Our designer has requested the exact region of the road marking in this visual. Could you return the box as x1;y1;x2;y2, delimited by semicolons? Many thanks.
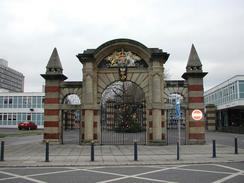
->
0;176;20;181
177;167;233;175
214;164;242;172
0;170;47;183
96;165;184;183
212;171;244;183
71;168;127;177
211;164;244;183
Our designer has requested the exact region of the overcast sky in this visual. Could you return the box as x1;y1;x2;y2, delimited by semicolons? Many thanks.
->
0;0;243;92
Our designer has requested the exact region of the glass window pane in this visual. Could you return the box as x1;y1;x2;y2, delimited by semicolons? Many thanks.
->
18;96;23;108
13;96;18;108
240;93;244;98
0;96;3;108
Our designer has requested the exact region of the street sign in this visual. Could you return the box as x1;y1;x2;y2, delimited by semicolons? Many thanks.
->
192;109;203;121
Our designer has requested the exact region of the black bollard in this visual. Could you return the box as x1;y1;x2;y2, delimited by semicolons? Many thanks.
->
1;141;4;161
134;140;138;161
235;137;238;154
212;140;216;158
45;141;49;162
177;141;179;160
91;141;94;161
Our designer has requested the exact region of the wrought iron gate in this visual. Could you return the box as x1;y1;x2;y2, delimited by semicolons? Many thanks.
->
166;107;186;145
101;101;146;145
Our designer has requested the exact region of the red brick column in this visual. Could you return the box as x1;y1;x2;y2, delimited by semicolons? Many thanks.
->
44;84;60;142
187;83;205;144
205;104;217;131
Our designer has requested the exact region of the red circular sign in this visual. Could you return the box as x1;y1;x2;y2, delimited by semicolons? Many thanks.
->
192;109;203;121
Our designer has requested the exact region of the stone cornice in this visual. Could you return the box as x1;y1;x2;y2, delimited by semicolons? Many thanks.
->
182;72;208;80
41;74;67;81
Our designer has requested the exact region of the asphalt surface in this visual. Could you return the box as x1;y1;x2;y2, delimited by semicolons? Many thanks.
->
1;128;244;183
2;128;244;147
206;131;244;148
0;162;244;183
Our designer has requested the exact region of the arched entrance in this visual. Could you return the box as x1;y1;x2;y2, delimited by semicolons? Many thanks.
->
165;93;186;145
61;94;81;144
164;80;188;145
101;81;146;144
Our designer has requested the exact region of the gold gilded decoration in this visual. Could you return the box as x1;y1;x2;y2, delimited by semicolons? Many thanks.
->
119;67;127;81
106;49;141;67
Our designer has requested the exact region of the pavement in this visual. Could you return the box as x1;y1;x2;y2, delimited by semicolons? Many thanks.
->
1;139;244;167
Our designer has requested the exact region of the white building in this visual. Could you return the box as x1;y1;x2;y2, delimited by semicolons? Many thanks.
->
204;75;244;131
0;92;44;128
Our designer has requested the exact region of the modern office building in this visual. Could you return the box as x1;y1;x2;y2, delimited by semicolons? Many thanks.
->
204;75;244;132
0;58;25;92
0;92;44;128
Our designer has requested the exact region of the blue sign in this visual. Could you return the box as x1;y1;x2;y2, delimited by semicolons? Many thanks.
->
175;98;181;119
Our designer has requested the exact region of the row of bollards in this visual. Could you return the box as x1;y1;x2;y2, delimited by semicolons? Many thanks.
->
212;137;238;158
0;137;240;162
91;141;138;162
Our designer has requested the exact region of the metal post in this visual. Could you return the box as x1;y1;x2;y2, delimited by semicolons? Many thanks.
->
212;140;216;158
134;140;138;161
91;141;94;161
1;141;4;161
235;137;238;154
178;118;181;146
177;141;179;160
45;141;49;162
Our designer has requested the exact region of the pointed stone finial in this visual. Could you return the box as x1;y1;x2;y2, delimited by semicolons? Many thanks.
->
186;44;202;72
46;48;63;74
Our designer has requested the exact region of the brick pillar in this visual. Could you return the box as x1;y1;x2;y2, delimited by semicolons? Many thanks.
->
43;83;61;142
206;104;217;131
93;110;99;141
182;44;207;144
187;81;206;144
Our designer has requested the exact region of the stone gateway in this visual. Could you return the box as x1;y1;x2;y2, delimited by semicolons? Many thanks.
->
41;39;207;145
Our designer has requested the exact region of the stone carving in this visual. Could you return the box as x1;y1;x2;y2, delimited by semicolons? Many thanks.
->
106;49;141;67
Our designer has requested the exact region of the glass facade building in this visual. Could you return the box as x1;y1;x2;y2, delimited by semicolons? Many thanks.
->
0;92;44;128
204;75;244;132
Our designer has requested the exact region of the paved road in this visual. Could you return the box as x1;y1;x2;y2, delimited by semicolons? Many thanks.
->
1;128;244;147
206;131;244;148
0;163;244;183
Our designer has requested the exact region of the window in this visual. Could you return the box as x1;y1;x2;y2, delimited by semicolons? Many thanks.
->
17;113;22;122
23;96;27;108
4;97;8;108
32;96;37;108
3;113;7;120
27;97;31;108
37;96;42;108
27;113;31;121
0;96;3;108
18;96;22;108
22;113;27;121
13;96;18;108
239;81;244;99
8;113;12;121
9;97;13;108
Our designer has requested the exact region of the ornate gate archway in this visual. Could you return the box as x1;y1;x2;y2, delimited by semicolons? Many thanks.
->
41;39;207;145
